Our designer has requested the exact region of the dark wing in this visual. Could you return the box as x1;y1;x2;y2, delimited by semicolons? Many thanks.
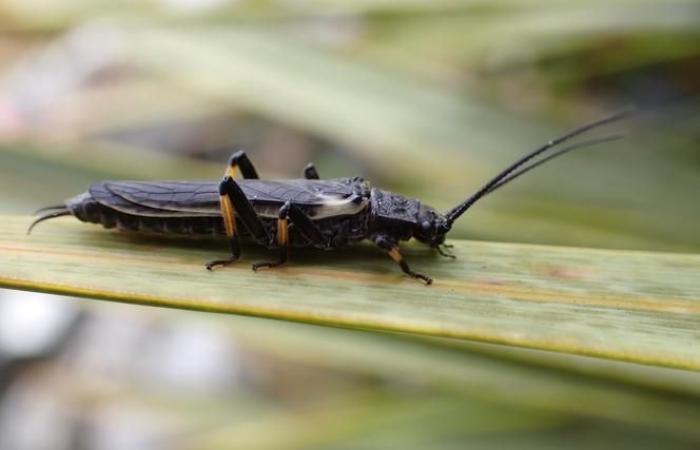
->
96;178;370;218
97;181;220;216
98;181;219;216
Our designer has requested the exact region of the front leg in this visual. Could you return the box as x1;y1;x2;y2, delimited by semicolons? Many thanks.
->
374;235;433;285
434;245;456;259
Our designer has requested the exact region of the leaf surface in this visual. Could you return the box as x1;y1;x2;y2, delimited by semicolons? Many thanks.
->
1;215;699;370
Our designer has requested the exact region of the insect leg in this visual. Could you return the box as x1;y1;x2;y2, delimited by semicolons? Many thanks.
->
206;183;242;270
286;204;326;248
252;202;327;270
252;201;292;271
303;163;320;180
206;234;241;270
374;236;433;285
434;245;456;259
219;176;268;241
227;150;259;179
206;176;269;270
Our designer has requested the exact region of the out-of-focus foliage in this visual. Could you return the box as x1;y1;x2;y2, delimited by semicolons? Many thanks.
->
0;0;698;449
1;0;698;250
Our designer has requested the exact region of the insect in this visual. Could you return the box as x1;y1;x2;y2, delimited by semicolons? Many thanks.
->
30;111;628;284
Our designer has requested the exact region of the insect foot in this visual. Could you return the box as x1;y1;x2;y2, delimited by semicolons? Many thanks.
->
251;261;286;271
374;236;433;285
206;257;239;271
435;245;457;259
409;271;433;285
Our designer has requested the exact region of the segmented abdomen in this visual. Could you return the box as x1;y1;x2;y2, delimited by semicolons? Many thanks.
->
66;191;226;236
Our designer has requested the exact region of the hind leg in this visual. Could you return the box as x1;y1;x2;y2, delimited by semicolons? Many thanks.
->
226;150;260;179
206;176;269;270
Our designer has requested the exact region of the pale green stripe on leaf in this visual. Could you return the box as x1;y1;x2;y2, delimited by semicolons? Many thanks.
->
1;215;699;370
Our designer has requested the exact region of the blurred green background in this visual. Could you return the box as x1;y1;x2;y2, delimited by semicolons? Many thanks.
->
0;1;698;449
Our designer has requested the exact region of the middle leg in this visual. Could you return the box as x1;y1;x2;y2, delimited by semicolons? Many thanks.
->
303;163;320;180
252;201;327;271
252;202;291;271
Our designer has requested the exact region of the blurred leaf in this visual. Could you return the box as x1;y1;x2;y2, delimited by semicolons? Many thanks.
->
117;26;699;251
126;26;496;178
208;314;700;438
2;215;699;370
2;19;698;252
2;0;697;29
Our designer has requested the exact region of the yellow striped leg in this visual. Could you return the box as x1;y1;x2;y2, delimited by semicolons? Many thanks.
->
252;202;291;271
206;184;241;270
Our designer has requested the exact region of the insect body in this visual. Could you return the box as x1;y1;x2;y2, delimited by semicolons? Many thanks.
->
30;111;629;284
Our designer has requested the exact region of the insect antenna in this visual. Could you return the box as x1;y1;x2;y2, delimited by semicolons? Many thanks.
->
444;109;632;227
27;209;71;235
484;133;626;197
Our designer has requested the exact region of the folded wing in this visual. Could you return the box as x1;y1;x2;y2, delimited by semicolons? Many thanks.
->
93;178;369;219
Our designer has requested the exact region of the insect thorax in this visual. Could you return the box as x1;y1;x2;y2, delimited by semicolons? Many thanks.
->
368;188;449;246
368;189;422;238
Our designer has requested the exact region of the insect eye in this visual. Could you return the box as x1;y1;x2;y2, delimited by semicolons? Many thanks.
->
421;221;432;232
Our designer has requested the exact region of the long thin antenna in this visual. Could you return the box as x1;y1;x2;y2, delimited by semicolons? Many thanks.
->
444;108;632;226
484;134;625;196
27;210;71;235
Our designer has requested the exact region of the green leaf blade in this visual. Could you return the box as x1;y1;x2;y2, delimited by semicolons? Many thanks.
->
2;215;699;370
